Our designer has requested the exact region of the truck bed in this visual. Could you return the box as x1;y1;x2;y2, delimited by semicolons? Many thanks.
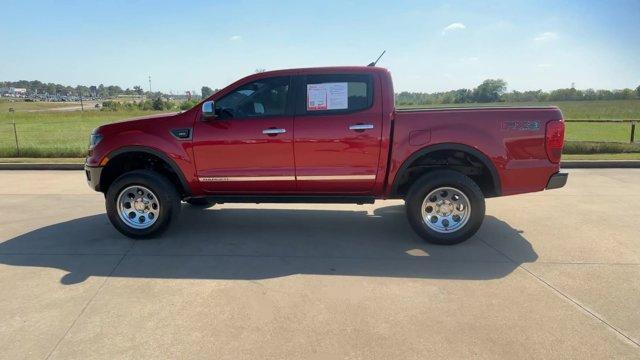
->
389;106;563;196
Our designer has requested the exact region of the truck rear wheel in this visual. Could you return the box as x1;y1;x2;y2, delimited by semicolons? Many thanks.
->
105;170;180;239
405;170;485;245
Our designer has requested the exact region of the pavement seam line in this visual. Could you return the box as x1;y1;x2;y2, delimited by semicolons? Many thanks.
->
2;251;636;265
0;251;512;263
478;237;640;348
44;240;135;360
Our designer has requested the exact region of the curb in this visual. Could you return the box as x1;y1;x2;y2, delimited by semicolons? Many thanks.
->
1;161;640;170
561;160;640;168
0;163;84;170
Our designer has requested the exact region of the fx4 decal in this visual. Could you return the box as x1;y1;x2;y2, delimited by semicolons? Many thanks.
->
501;120;540;131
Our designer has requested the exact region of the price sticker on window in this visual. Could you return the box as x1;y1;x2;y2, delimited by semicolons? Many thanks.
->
307;82;348;111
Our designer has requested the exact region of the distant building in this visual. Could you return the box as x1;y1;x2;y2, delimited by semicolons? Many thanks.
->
0;87;28;96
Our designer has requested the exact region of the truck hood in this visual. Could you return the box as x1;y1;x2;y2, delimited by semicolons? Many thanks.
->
95;112;180;134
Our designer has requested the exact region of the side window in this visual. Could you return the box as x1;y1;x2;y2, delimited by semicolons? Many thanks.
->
302;74;373;115
215;76;290;119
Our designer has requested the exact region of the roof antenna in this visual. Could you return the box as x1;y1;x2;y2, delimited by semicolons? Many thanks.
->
368;50;386;67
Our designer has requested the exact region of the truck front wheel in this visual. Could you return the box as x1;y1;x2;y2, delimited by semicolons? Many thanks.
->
405;170;485;245
105;170;180;239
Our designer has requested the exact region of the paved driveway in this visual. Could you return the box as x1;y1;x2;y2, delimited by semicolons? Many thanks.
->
0;170;639;359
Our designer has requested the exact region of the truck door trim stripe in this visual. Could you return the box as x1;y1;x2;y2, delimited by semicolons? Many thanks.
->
297;175;376;181
198;175;376;182
199;176;295;182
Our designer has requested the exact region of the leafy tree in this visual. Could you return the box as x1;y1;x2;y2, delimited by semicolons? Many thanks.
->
201;86;214;99
636;85;640;98
180;99;199;110
452;88;473;103
620;88;636;100
152;97;165;110
473;79;507;102
133;85;144;95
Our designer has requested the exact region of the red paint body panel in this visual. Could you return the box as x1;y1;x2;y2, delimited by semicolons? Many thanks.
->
293;72;384;193
86;66;564;199
387;107;562;197
192;115;296;193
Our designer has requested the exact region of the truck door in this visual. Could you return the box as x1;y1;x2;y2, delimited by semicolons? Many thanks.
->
293;73;383;193
192;76;296;193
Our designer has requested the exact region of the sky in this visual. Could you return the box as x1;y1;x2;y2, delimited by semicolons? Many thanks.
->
1;0;639;94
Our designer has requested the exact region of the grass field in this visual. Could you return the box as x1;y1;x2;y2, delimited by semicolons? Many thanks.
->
0;109;170;157
0;99;639;158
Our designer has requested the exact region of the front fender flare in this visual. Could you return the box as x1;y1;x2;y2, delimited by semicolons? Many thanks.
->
104;145;192;195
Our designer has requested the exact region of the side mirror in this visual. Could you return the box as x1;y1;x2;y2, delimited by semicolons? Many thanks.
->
201;100;216;120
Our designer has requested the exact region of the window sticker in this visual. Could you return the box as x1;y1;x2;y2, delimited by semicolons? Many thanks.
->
307;82;348;111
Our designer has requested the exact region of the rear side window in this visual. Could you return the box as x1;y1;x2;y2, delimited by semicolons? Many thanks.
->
299;74;373;115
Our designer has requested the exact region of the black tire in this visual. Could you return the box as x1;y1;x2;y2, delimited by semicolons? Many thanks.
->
405;170;485;245
185;198;215;208
105;170;181;239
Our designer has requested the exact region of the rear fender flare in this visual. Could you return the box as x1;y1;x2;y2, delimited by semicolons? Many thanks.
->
390;143;501;197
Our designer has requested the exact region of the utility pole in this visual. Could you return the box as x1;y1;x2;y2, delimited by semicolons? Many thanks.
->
79;88;84;111
148;75;152;96
9;107;20;156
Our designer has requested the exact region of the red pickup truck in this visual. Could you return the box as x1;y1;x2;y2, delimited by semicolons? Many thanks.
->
85;66;567;245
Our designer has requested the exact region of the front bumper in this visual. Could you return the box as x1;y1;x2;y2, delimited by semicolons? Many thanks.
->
85;165;103;191
545;172;568;190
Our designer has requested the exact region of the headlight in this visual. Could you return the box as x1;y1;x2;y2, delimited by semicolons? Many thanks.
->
89;132;103;150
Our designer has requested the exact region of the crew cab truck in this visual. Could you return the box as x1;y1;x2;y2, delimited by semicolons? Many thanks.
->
85;66;567;245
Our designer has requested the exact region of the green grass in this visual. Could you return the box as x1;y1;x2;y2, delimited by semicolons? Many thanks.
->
563;141;640;154
564;122;635;143
0;110;171;157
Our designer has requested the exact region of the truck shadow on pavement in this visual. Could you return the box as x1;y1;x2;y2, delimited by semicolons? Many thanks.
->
0;205;537;284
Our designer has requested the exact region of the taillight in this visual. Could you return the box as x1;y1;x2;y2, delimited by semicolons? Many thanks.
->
545;120;565;163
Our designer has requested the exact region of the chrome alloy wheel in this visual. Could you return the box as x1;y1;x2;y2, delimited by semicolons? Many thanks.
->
117;185;160;229
421;187;471;233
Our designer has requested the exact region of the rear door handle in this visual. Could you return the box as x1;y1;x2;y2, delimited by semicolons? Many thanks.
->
349;124;374;132
263;128;286;136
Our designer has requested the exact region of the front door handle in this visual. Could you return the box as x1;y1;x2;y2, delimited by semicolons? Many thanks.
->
349;124;374;132
263;128;287;136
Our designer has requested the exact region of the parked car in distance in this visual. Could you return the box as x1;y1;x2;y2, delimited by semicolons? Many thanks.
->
85;66;567;244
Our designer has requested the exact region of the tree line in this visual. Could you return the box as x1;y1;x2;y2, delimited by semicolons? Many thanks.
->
396;80;640;105
0;80;149;97
4;79;640;105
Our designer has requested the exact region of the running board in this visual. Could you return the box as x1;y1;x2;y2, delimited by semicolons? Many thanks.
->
194;195;376;205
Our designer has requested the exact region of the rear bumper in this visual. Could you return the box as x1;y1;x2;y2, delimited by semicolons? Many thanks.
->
545;172;568;190
84;165;103;191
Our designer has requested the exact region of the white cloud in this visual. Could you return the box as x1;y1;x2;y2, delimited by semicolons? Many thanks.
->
537;63;552;68
229;35;242;41
442;22;466;35
534;32;558;42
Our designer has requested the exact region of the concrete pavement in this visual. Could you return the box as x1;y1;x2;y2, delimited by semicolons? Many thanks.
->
0;170;639;359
